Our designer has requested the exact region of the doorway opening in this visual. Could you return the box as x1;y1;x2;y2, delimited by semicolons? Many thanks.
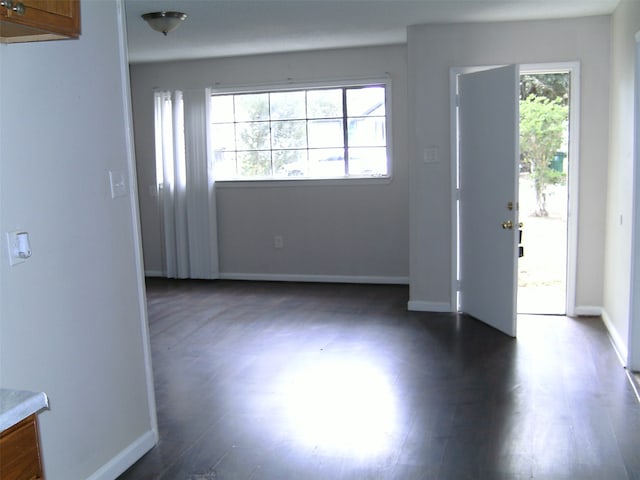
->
517;68;575;315
451;63;579;324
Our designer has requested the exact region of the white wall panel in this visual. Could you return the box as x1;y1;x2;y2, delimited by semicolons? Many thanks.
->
0;1;156;478
605;0;640;363
130;46;409;282
408;16;611;311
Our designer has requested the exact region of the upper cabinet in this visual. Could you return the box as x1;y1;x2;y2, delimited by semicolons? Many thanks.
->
0;0;80;43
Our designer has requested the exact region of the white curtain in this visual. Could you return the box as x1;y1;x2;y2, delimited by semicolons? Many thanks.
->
154;89;219;279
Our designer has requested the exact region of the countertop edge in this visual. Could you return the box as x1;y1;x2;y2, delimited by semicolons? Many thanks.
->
0;389;49;432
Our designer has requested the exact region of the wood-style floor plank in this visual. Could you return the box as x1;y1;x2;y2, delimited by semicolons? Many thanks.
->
118;279;640;480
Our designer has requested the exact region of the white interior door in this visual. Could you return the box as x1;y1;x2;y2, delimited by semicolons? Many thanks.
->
458;65;520;337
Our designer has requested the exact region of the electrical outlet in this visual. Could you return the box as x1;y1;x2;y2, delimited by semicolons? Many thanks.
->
274;235;284;249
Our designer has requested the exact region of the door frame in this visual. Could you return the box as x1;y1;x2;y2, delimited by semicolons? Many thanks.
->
628;31;640;371
450;62;581;316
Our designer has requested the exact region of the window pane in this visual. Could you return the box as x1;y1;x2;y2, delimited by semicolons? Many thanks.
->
346;86;385;116
270;91;306;120
308;119;344;148
274;150;308;177
213;150;238;179
309;148;346;177
308;89;343;118
211;123;236;150
235;93;269;121
238;151;272;178
211;95;235;123
271;120;307;149
236;122;270;150
348;117;386;147
347;147;388;176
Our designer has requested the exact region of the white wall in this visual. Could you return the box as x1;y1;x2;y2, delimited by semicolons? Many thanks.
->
604;0;640;363
407;16;611;312
130;46;409;283
0;1;156;479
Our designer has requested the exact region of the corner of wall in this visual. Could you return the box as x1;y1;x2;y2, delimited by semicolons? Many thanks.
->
601;307;629;367
86;430;157;480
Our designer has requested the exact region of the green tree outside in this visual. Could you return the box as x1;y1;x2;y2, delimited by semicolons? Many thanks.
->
236;90;341;177
235;93;272;177
520;73;569;107
519;93;568;216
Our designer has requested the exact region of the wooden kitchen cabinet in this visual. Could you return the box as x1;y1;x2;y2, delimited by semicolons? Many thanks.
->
0;0;80;43
0;414;44;480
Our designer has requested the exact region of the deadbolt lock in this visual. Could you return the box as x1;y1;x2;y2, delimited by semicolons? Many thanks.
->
502;220;514;230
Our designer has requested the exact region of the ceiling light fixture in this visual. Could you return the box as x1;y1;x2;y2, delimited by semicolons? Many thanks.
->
141;11;187;36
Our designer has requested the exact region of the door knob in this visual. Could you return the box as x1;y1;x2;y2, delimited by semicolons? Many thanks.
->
502;220;513;230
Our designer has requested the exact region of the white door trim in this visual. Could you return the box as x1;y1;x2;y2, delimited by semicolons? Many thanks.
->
450;62;580;316
520;62;580;317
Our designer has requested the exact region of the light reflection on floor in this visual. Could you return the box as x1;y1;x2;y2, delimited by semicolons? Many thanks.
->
279;356;398;458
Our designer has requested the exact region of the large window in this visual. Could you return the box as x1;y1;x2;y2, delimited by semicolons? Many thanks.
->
210;83;389;180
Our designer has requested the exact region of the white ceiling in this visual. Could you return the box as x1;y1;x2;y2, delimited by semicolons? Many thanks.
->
124;0;620;64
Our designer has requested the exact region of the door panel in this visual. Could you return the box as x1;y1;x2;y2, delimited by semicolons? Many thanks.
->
458;65;519;337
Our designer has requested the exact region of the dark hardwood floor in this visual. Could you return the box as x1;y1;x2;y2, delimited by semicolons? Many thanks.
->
118;279;640;480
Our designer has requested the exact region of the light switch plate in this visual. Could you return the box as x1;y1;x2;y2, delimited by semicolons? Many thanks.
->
109;170;127;199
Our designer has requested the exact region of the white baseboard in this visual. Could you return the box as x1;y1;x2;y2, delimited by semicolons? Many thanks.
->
572;305;629;365
407;300;453;312
86;429;157;480
218;272;409;285
145;271;409;285
144;270;164;277
574;305;603;316
601;308;629;367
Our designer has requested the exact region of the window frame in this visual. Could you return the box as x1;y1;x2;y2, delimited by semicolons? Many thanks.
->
208;77;393;184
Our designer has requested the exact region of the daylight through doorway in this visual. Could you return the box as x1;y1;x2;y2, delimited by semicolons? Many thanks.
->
517;71;570;315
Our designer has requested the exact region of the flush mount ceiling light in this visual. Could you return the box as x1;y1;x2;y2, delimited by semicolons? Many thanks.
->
141;11;187;36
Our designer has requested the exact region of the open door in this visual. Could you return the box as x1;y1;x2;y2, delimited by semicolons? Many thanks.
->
458;65;520;337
